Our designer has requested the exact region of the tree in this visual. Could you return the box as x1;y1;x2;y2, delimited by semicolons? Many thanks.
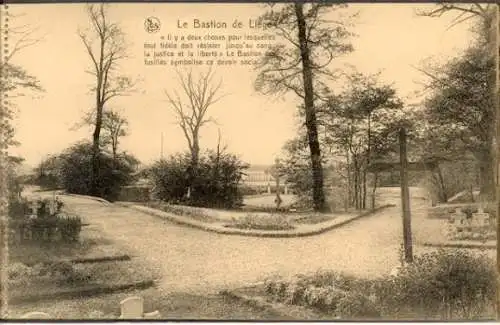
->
164;67;224;198
416;4;498;202
71;108;129;162
280;133;314;199
79;4;135;198
417;39;495;201
0;19;43;316
255;3;355;211
34;155;62;189
1;21;43;149
102;110;128;161
324;72;405;209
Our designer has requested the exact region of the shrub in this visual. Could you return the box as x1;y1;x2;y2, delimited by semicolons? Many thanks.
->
283;282;308;305
336;291;380;319
228;213;294;231
56;141;139;201
376;249;496;319
148;150;249;209
264;272;353;314
57;216;82;242
8;198;31;219
7;263;33;283
263;252;496;320
155;203;214;222
47;261;74;278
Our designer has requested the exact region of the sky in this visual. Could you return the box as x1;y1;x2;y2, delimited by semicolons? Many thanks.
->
7;3;477;169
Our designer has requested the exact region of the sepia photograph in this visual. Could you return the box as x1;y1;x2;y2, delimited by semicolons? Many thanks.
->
0;1;498;321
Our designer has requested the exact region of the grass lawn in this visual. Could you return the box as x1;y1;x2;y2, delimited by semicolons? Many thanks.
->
7;287;291;320
139;201;364;231
8;220;160;306
8;258;160;304
291;213;350;225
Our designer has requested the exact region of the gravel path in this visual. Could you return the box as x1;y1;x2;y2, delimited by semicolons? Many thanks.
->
30;188;495;295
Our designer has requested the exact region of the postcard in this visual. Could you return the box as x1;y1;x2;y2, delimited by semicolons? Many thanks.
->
0;2;498;321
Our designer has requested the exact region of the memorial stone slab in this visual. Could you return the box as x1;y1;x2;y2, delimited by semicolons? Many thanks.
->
120;296;144;319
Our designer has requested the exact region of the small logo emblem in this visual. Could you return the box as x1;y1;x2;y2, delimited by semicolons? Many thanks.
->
145;17;161;33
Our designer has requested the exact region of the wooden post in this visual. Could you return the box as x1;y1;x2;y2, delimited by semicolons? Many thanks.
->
494;3;500;321
399;128;413;263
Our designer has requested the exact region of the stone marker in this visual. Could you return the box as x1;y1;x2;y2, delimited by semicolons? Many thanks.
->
450;208;466;229
143;310;161;319
21;312;51;319
472;208;490;227
120;296;144;319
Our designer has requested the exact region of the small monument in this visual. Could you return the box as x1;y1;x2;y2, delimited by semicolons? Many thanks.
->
120;296;144;319
472;207;490;227
450;208;468;231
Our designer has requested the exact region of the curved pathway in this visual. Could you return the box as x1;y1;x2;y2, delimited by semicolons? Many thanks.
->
28;188;494;294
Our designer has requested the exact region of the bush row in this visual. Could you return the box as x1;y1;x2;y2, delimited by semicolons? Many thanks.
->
9;198;82;243
8;261;90;286
263;250;496;320
227;213;294;231
147;151;248;209
148;201;216;222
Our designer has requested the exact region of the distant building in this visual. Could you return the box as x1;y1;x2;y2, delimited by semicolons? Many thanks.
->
241;164;289;194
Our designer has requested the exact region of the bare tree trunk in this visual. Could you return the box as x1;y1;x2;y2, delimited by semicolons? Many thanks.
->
362;114;371;210
353;159;360;210
477;147;496;202
112;136;118;164
295;3;326;212
362;169;367;209
371;171;379;209
90;103;103;197
435;166;448;203
346;150;352;211
187;132;200;199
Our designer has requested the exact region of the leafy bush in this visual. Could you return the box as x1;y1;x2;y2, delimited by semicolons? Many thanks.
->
241;205;295;213
8;198;31;219
303;286;347;312
147;202;218;222
263;251;496;320
7;263;33;283
374;249;496;319
228;213;294;231
336;291;380;319
47;261;74;278
57;216;83;242
148;150;249;209
55;141;139;201
264;272;353;315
